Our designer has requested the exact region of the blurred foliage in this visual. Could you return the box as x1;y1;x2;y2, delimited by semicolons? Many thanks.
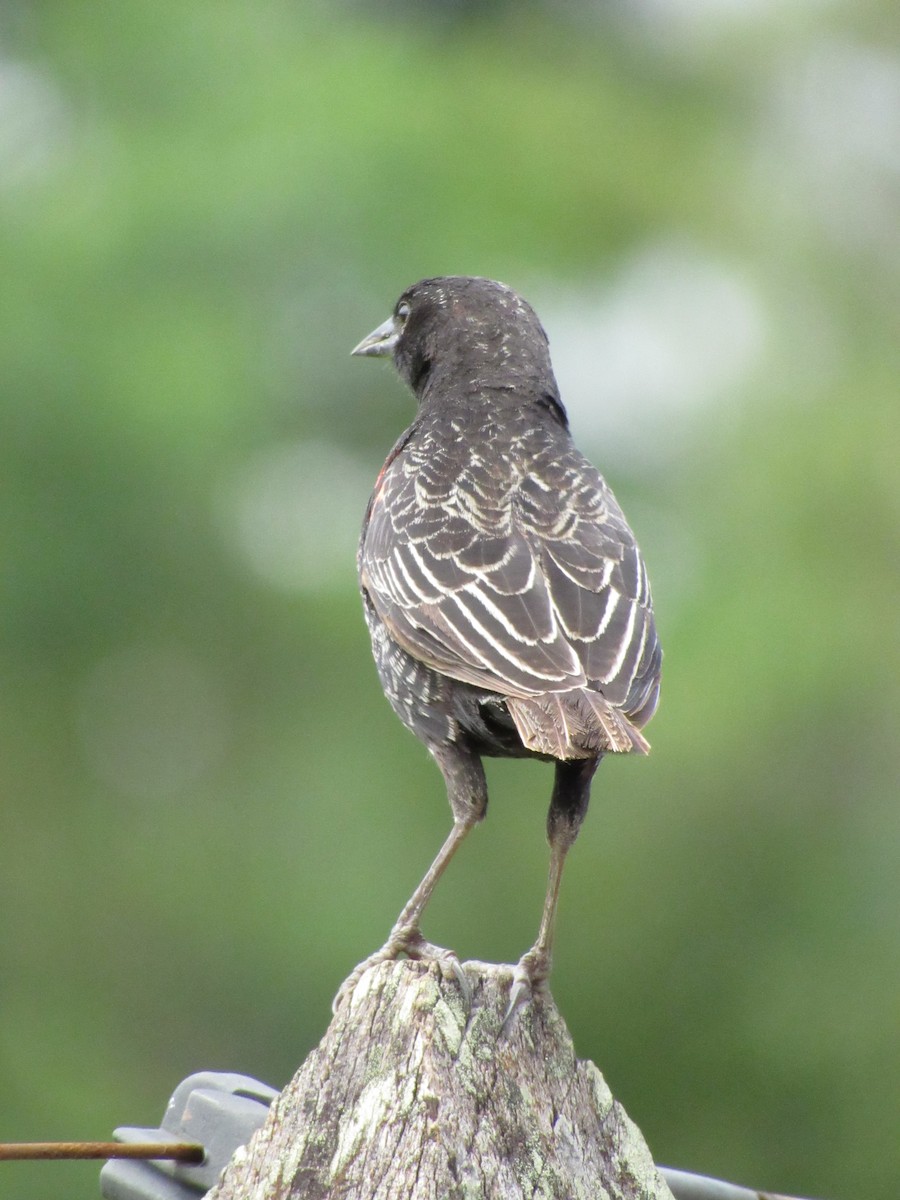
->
1;3;898;1199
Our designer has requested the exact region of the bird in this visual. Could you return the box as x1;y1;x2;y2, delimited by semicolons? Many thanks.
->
346;276;661;1022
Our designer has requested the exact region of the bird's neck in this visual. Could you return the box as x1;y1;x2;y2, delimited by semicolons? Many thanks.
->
414;385;569;441
417;357;564;415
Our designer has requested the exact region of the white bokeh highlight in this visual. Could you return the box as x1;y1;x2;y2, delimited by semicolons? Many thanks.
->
538;242;768;467
219;440;374;593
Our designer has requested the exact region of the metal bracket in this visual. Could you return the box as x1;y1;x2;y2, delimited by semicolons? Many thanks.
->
100;1072;278;1200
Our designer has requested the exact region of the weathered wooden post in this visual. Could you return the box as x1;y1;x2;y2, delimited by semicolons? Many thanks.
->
209;959;674;1200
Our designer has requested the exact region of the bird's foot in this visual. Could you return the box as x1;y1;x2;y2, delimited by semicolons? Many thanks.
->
332;924;470;1014
403;930;472;1008
500;947;551;1036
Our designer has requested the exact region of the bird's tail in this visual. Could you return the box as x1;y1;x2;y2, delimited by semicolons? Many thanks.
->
507;690;650;759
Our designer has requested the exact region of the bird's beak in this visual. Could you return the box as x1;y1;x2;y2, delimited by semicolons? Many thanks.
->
350;315;400;358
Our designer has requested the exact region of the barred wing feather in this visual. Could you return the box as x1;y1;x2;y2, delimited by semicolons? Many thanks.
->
360;438;661;757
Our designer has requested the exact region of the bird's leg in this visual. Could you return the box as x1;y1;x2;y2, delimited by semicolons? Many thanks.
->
386;819;475;954
502;756;600;1031
334;745;486;1012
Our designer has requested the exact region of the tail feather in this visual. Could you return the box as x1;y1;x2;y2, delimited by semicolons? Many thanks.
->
507;690;650;759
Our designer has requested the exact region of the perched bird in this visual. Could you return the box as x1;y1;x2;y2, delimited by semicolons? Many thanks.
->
348;276;661;1019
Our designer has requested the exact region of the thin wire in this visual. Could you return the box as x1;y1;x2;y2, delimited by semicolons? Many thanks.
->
0;1141;204;1163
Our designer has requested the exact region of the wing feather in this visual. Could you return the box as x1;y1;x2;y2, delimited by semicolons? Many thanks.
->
360;419;661;750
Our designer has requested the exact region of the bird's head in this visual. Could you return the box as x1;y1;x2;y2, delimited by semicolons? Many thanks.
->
352;276;560;405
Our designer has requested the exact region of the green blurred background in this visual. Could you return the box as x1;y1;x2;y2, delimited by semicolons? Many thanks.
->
1;2;898;1198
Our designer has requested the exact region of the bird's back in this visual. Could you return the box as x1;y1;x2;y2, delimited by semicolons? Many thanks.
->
360;394;661;761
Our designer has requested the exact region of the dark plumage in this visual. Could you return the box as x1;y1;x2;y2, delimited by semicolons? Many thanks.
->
347;276;661;1018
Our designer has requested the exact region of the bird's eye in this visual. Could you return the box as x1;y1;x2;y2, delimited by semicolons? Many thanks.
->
396;302;411;323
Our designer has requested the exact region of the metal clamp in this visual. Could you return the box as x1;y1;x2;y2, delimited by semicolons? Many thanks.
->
100;1072;278;1200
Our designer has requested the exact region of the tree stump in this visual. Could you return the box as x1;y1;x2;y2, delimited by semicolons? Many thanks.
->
208;959;674;1200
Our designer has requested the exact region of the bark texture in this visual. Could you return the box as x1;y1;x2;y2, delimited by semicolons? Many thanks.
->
209;959;674;1200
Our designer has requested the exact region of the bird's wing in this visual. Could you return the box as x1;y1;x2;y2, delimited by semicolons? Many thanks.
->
360;434;659;717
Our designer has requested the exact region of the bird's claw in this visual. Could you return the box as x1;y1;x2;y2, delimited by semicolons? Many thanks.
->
448;955;473;1011
500;950;550;1036
500;975;530;1037
332;950;388;1014
332;926;412;1012
404;931;472;1010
